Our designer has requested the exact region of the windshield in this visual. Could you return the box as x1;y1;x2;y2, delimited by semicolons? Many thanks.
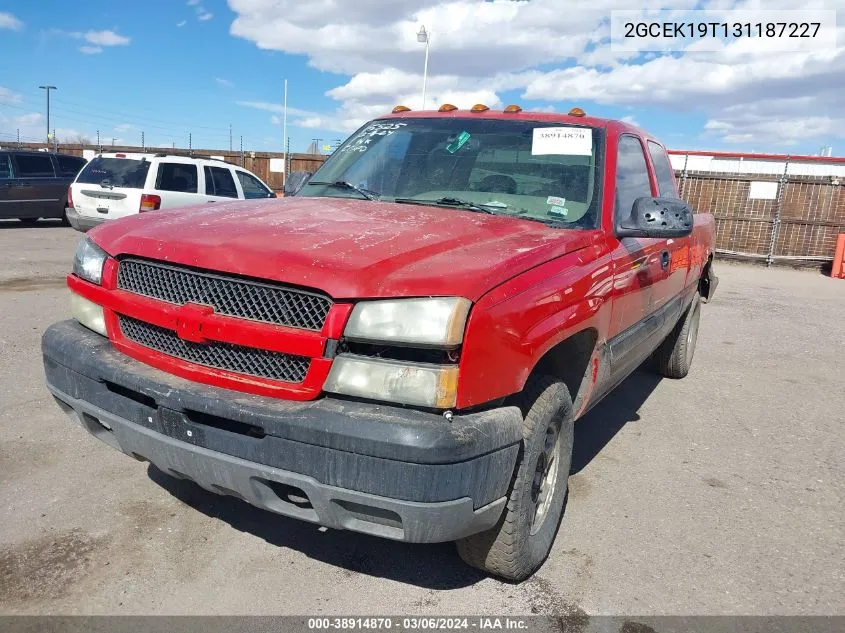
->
76;157;151;189
298;117;604;228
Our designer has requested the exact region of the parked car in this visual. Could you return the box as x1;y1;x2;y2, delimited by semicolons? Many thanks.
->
42;105;717;581
0;149;87;224
66;152;276;232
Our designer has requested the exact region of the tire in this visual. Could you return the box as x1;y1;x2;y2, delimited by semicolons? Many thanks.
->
61;209;71;227
456;375;574;581
655;292;701;379
18;217;39;225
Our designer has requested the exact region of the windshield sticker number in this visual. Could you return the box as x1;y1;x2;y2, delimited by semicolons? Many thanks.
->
547;196;566;206
549;205;569;217
532;127;592;156
446;131;472;154
341;122;408;153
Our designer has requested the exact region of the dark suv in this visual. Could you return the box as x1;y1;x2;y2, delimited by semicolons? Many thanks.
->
0;150;87;224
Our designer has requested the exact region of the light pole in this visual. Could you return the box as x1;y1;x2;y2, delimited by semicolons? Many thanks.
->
38;85;57;145
417;26;430;110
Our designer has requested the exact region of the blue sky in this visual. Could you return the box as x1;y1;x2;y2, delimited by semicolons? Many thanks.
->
1;1;843;155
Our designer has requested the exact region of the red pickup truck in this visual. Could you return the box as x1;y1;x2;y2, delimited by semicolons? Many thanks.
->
42;105;716;581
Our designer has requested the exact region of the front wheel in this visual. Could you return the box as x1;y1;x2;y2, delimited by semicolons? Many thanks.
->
456;375;574;581
655;292;701;379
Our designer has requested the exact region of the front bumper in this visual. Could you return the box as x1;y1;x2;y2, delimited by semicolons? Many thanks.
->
66;207;107;232
42;321;523;542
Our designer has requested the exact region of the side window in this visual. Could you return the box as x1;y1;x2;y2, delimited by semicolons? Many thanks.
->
0;153;11;179
13;153;55;177
615;136;652;220
56;154;86;176
156;162;198;193
205;166;238;198
236;171;273;199
647;141;677;198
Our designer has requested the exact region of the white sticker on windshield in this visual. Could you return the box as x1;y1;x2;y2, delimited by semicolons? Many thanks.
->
532;127;592;156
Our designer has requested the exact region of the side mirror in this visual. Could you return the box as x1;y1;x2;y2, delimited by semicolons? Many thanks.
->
284;171;313;197
616;196;694;239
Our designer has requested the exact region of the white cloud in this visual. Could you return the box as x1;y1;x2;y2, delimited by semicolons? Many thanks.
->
15;113;43;126
177;20;187;27
79;45;103;54
226;0;845;147
198;11;214;21
0;86;23;105
187;0;201;5
237;100;321;119
215;77;234;88
0;12;23;30
78;29;131;46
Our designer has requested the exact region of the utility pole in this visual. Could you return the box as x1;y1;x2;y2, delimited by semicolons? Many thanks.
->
312;138;323;155
240;135;244;167
16;128;20;147
39;85;57;145
141;131;145;150
229;124;233;152
189;132;192;154
96;130;100;150
53;128;57;152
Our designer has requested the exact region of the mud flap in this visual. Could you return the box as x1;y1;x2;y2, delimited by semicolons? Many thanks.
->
700;260;719;303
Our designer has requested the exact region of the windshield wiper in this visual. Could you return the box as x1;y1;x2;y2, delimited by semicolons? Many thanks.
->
393;196;504;215
306;180;379;200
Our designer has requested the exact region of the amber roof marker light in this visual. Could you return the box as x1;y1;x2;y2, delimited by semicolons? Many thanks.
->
568;107;586;117
438;104;458;112
503;104;523;113
470;104;490;112
392;105;411;113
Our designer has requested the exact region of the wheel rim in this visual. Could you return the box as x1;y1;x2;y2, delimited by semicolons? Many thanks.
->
685;302;701;366
530;421;561;535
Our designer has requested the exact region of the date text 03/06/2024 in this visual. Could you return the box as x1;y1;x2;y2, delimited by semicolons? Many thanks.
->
307;617;529;630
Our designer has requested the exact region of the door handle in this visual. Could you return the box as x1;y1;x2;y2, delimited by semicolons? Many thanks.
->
660;250;670;270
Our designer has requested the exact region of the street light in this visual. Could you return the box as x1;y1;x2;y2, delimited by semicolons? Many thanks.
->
417;26;430;110
38;85;57;145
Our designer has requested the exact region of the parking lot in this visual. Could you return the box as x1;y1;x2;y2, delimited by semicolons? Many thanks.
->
0;219;842;616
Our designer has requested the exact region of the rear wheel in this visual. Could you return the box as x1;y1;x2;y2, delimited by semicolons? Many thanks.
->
18;217;39;225
456;375;574;581
655;292;701;379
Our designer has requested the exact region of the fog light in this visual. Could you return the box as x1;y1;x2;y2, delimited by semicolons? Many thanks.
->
71;292;107;336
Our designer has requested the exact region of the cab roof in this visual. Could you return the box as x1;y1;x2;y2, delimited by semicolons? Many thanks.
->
378;108;654;143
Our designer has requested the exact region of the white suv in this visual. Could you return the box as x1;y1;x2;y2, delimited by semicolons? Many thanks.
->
66;152;276;232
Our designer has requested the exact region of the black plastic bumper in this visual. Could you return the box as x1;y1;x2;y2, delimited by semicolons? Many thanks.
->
42;321;523;542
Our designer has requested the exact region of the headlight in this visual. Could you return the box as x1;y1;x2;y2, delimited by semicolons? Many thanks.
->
324;355;459;408
70;292;107;336
344;297;471;346
72;237;108;285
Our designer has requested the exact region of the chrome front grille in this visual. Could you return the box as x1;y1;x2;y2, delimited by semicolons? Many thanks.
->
118;315;310;383
117;258;332;331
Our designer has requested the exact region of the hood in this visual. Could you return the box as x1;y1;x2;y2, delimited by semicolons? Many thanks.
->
90;197;597;300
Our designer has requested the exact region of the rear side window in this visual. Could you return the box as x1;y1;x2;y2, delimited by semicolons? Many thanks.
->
0;154;11;179
204;165;238;198
56;154;86;176
156;163;198;194
647;141;677;198
76;157;151;188
615;136;652;219
13;153;55;177
236;171;274;199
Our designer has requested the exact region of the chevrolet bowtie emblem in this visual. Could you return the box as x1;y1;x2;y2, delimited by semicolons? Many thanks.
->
175;303;214;344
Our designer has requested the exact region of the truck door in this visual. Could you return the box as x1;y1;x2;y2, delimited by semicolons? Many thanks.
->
9;152;61;218
646;141;690;317
0;152;11;215
608;135;666;375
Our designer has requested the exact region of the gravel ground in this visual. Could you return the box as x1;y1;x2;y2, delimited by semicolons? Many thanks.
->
0;219;842;617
